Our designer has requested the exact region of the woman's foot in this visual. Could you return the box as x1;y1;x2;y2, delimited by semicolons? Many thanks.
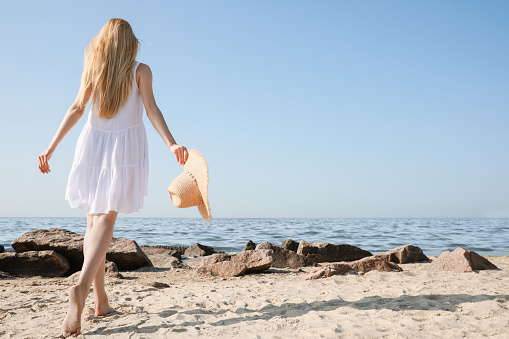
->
62;285;87;337
87;305;116;316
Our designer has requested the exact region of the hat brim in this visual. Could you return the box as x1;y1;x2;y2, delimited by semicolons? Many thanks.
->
184;149;211;221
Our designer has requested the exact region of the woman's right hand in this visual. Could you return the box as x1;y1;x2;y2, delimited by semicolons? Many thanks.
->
38;147;55;174
170;144;188;165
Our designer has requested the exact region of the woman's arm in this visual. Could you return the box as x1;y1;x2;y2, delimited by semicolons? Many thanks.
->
137;63;188;165
37;87;91;174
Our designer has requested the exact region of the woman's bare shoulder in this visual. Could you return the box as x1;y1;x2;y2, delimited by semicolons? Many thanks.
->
136;63;153;88
137;63;152;75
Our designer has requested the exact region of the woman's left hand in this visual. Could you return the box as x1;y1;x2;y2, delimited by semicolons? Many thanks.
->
170;144;188;165
38;147;55;174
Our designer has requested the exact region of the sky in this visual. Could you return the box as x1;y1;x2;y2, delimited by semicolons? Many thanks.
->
0;1;508;218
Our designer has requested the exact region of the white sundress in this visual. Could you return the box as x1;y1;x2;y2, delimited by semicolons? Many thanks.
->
65;61;149;214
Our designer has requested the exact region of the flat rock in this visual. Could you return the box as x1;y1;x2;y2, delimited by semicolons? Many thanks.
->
305;263;352;280
199;250;273;274
256;241;310;268
281;239;299;252
0;250;70;277
184;243;216;257
306;256;402;279
375;245;429;264
348;256;403;273
428;247;498;273
243;240;256;251
200;253;230;266
140;246;184;269
141;246;182;260
12;228;152;273
144;281;170;288
297;240;372;263
196;261;247;277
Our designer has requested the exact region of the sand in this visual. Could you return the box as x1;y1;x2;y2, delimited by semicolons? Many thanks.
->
1;256;508;338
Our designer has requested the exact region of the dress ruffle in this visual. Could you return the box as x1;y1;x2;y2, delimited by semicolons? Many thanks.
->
65;122;149;214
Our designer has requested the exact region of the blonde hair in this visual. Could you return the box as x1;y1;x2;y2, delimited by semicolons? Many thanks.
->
78;18;139;119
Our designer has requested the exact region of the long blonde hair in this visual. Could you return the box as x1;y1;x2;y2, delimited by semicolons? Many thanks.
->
78;18;139;119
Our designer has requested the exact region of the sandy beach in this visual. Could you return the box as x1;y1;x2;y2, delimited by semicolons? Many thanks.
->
1;254;508;338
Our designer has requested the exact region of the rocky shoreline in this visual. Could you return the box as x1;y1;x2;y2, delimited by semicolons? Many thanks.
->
1;229;508;338
0;228;500;280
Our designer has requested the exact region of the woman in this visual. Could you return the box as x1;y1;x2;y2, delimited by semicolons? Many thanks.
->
37;19;187;337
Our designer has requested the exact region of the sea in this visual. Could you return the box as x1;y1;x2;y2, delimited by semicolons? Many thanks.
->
1;218;508;257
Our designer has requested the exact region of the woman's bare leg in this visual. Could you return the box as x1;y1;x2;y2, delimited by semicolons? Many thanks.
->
84;215;115;316
62;211;118;337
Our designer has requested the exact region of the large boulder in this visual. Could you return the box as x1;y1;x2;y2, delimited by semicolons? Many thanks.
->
281;239;299;252
199;249;273;274
0;245;4;253
184;243;216;257
233;250;273;273
107;238;153;271
11;228;152;272
12;229;83;272
428;247;498;273
256;241;310;268
0;250;70;277
196;261;248;277
297;240;372;263
375;245;429;264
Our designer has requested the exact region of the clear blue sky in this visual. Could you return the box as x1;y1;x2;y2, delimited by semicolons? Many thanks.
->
1;1;508;218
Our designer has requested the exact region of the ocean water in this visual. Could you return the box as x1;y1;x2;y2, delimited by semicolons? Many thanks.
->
1;218;508;257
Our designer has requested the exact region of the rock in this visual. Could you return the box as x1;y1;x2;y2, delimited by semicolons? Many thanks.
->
281;239;299;252
296;240;372;263
0;250;70;277
196;261;247;277
141;246;182;260
0;271;13;279
144;282;170;288
256;241;309;268
105;260;120;278
305;263;352;280
142;245;187;257
11;228;152;273
12;229;84;272
348;256;403;273
107;238;153;271
428;247;498;273
184;243;216;257
375;245;429;264
0;245;4;253
140;246;184;269
243;240;256;251
305;257;402;279
232;250;273;273
200;253;230;266
199;250;273;274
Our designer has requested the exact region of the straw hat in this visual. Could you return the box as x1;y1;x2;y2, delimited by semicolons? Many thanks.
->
167;149;211;221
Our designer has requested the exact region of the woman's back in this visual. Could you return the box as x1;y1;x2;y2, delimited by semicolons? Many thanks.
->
88;62;143;131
